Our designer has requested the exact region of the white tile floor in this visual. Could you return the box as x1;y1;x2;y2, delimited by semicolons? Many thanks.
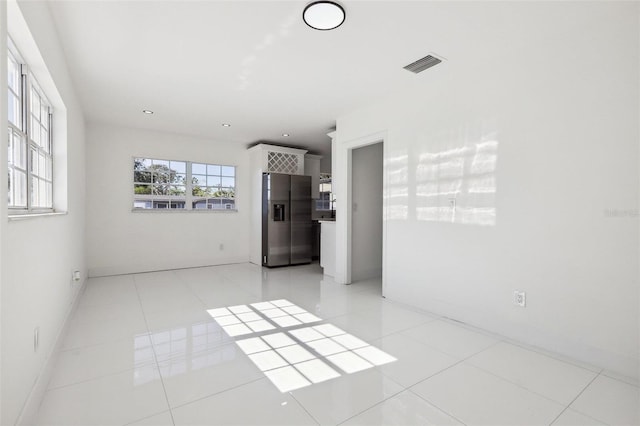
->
35;263;639;426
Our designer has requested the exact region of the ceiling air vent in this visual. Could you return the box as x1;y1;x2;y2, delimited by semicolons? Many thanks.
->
404;54;442;74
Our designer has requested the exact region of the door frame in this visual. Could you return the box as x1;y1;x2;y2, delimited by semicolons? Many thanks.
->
334;130;387;295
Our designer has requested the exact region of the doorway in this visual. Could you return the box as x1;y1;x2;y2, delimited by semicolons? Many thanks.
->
351;142;383;283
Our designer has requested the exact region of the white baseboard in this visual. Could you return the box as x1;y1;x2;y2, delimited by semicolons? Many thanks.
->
15;277;88;425
15;279;87;426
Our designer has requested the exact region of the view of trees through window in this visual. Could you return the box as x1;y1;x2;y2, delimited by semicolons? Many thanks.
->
133;158;236;210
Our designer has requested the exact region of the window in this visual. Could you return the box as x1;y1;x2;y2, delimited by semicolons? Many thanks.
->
316;175;333;211
7;39;54;211
133;157;236;211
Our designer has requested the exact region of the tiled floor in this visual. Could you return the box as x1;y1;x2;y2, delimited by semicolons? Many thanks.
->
35;263;639;425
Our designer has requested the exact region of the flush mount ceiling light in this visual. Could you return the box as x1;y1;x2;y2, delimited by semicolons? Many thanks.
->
303;1;345;31
282;133;290;137
222;123;231;127
142;109;154;114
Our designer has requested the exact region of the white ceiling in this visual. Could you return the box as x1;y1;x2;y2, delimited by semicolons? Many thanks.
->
47;1;599;158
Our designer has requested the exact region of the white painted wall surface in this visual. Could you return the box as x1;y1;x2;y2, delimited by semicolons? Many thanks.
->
86;123;250;276
351;143;383;281
335;2;639;378
0;2;7;423
2;1;87;424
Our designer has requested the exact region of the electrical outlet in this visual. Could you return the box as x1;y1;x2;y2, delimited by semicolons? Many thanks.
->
72;270;81;282
513;290;526;307
34;327;39;352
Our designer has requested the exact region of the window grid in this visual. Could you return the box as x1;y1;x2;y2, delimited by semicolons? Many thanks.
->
191;163;235;210
133;157;236;211
28;79;53;208
7;39;54;212
7;47;22;129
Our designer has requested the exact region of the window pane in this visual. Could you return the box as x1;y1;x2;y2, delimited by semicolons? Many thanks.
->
30;177;39;206
134;184;152;194
30;147;38;174
221;177;234;187
207;164;221;175
170;161;186;173
41;126;49;152
16;135;26;169
221;166;235;177
8;92;20;128
46;181;52;206
192;163;206;174
208;198;222;209
33;90;41;117
135;158;152;169
206;176;221;187
170;201;185;209
153;184;169;195
46;157;52;180
41;105;48;129
192;174;206;186
38;152;46;178
7;56;19;92
152;159;169;168
31;117;40;145
172;173;186;184
134;171;152;184
38;179;49;207
10;169;27;207
169;185;185;195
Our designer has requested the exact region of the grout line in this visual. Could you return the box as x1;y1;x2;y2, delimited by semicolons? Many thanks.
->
168;377;265;411
46;363;154;392
133;274;177;426
403;357;470;425
548;372;602;425
289;393;322;426
122;409;173;426
406;385;469;426
89;260;248;278
334;387;407;426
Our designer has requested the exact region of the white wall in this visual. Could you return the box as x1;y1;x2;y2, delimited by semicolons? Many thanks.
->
352;142;383;281
0;2;7;423
86;123;250;276
335;2;639;378
1;1;87;424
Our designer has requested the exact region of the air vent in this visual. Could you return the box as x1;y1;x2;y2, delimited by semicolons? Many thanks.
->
404;54;442;74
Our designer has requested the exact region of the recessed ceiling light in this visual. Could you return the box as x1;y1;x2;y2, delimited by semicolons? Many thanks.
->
303;1;345;31
142;109;154;114
222;123;231;127
282;133;290;137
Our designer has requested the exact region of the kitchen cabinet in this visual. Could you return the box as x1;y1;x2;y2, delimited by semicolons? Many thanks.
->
319;220;335;277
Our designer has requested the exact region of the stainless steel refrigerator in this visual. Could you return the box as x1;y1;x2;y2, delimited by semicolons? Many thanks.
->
262;173;312;267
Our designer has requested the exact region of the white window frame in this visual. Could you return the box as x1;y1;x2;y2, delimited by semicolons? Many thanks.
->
132;157;237;212
7;37;54;213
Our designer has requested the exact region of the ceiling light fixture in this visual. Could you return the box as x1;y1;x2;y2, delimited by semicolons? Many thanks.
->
222;123;231;127
282;133;290;137
142;109;154;114
303;1;345;31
